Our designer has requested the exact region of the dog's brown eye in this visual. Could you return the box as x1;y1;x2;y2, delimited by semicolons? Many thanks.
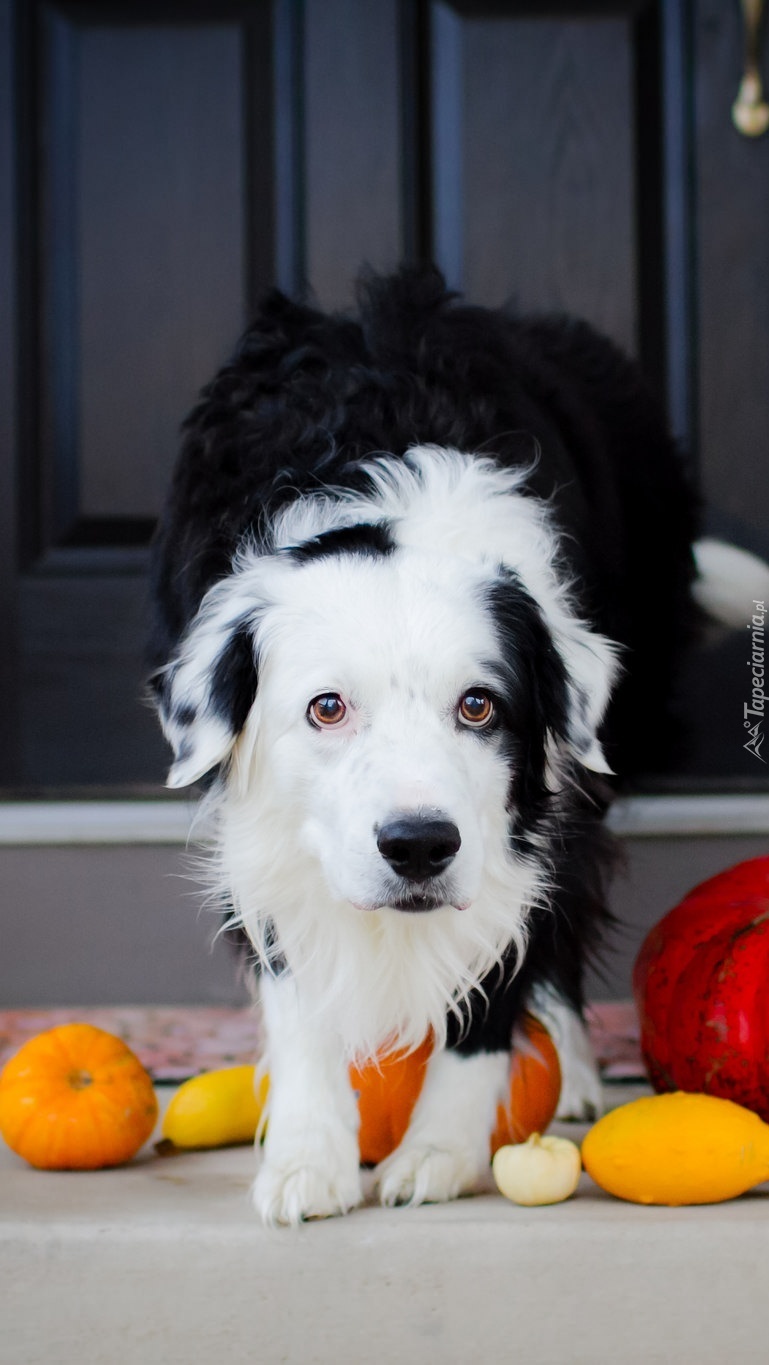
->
458;691;495;727
308;693;347;727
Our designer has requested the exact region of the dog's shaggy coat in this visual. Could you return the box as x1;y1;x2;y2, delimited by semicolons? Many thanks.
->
149;268;699;1222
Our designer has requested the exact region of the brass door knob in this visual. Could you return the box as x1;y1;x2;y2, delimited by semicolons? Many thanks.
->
733;0;769;136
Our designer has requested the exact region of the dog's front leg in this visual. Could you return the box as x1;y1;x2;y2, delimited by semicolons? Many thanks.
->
528;983;604;1121
253;973;363;1226
377;1047;509;1207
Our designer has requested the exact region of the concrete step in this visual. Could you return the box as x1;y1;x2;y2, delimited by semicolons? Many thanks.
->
2;1083;768;1365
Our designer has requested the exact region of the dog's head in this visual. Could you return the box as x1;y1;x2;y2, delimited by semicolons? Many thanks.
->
151;448;619;920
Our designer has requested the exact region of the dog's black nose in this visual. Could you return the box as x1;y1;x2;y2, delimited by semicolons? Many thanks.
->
377;817;461;881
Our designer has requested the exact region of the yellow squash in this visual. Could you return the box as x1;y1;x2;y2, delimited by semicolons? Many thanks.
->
582;1091;769;1205
160;1066;269;1150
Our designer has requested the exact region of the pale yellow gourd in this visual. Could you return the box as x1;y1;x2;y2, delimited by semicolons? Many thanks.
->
492;1133;582;1205
582;1091;769;1205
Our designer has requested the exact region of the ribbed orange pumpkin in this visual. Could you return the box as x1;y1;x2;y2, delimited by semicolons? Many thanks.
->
490;1014;562;1154
351;1035;434;1165
351;1014;561;1165
0;1023;159;1169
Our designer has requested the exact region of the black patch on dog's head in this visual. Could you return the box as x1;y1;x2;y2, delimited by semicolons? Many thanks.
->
288;520;396;564
209;617;260;736
482;569;570;841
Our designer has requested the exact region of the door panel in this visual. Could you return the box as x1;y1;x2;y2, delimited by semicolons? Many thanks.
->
11;0;272;785
695;0;769;553
20;577;162;786
434;8;637;354
304;0;402;307
0;0;19;776
671;0;769;782
75;24;245;521
3;0;768;788
27;5;253;562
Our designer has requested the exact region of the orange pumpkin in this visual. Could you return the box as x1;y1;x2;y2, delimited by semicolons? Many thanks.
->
351;1035;433;1165
0;1023;159;1170
490;1014;562;1154
352;1014;561;1165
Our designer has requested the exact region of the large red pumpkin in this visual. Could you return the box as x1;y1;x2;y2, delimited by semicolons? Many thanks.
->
633;856;769;1118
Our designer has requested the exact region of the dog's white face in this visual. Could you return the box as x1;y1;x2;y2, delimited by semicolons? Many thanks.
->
155;449;619;1053
247;548;511;916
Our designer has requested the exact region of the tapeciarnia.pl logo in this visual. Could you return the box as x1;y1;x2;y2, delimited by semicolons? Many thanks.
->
744;599;766;762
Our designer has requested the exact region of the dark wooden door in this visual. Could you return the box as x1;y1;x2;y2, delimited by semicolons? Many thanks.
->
2;0;768;789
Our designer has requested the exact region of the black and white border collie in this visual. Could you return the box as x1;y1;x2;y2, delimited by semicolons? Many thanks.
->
149;267;708;1225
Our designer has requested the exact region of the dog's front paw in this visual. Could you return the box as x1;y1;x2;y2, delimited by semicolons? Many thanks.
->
252;1132;362;1226
377;1141;484;1208
551;1015;604;1121
528;991;605;1122
555;1052;604;1122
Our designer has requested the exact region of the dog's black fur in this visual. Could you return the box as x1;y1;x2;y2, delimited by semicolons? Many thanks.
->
150;265;700;1032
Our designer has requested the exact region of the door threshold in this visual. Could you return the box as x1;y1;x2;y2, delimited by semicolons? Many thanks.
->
0;793;767;844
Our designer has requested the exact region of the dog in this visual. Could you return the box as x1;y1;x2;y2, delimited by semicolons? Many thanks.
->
149;266;723;1225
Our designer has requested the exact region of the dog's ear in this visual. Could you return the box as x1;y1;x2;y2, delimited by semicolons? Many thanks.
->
150;576;266;789
556;619;620;774
487;569;620;777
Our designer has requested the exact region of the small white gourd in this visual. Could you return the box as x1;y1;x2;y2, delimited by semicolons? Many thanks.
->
492;1132;581;1206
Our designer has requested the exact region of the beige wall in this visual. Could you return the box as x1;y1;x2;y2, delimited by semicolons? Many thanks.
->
2;834;767;1007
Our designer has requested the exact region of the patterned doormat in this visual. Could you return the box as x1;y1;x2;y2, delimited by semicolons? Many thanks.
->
0;1001;644;1082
